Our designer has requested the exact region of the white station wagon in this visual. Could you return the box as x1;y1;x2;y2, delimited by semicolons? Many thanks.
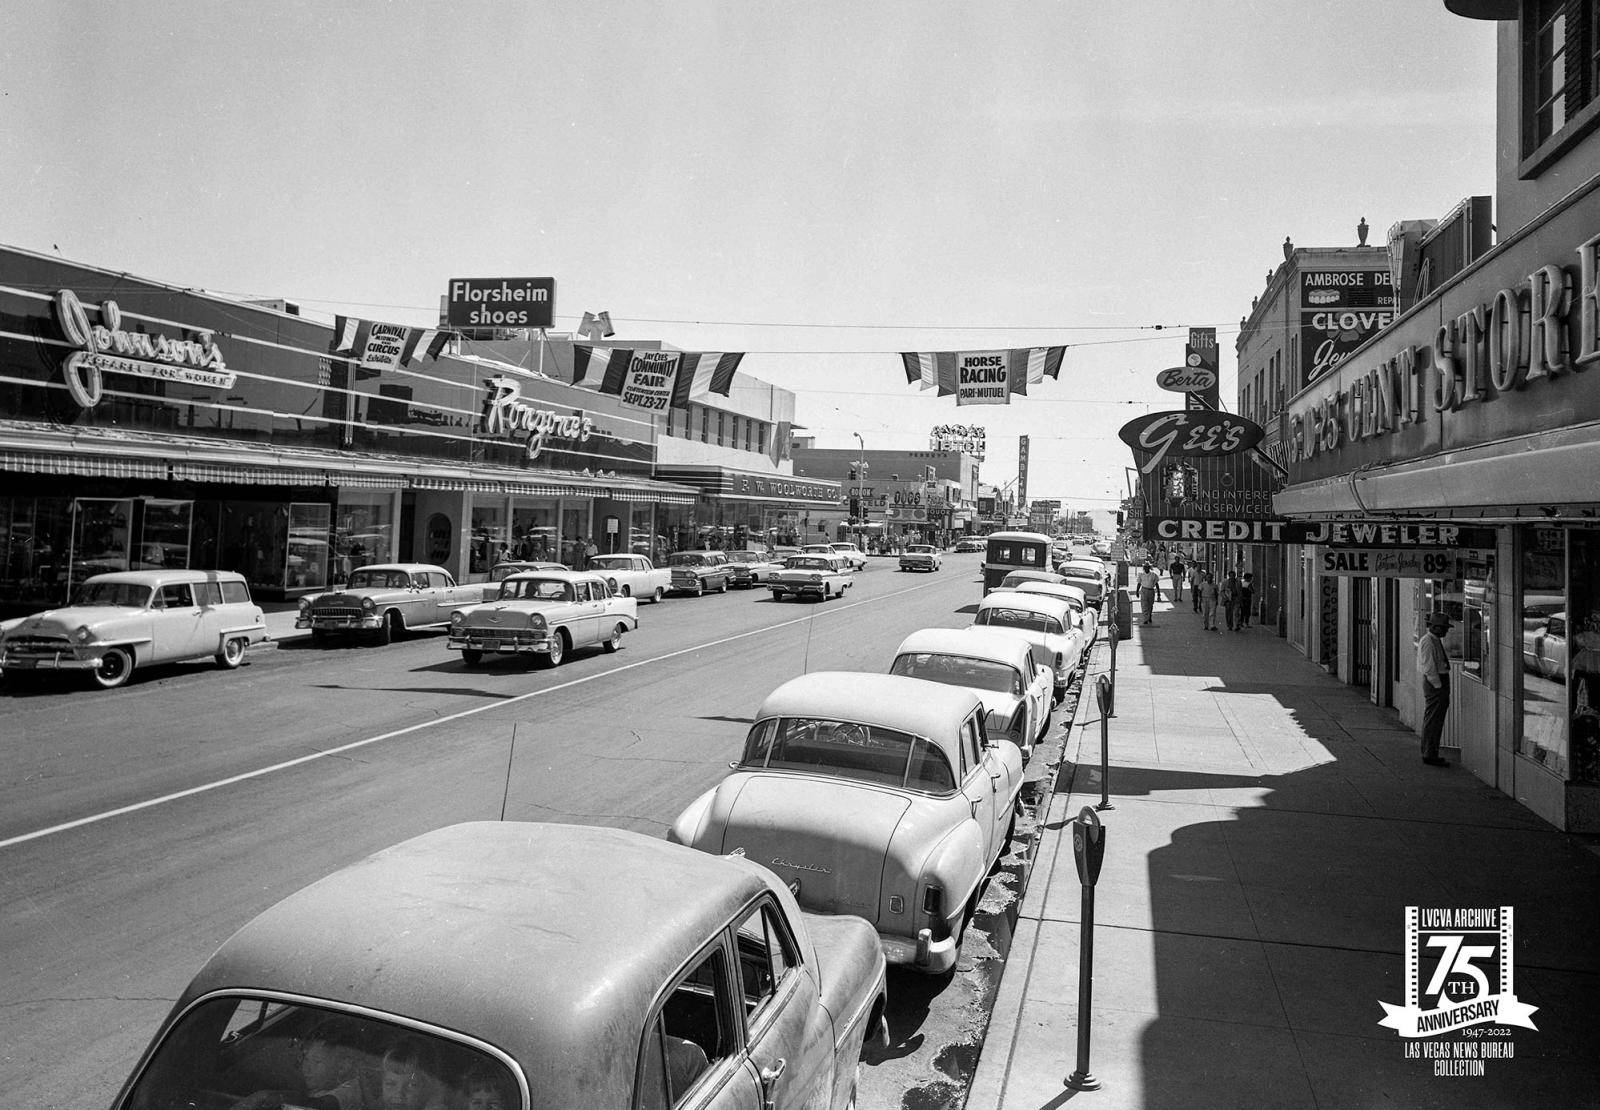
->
0;570;266;689
671;672;1024;975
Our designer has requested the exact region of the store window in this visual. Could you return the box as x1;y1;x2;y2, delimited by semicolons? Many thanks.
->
630;504;654;560
757;422;767;456
71;498;133;590
137;500;193;571
470;501;507;574
332;492;392;583
716;411;725;447
286;503;331;591
699;406;709;444
0;496;72;609
1569;530;1600;783
1523;1;1600;161
1519;526;1567;773
512;500;558;561
560;505;587;568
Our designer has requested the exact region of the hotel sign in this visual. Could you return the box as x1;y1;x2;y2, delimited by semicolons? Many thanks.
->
54;289;234;408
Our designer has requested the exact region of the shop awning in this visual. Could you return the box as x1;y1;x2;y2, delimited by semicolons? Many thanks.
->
0;448;167;481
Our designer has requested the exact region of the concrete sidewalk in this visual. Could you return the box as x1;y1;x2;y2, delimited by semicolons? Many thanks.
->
968;588;1600;1110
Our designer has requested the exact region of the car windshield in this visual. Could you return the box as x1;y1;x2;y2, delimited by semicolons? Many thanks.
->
890;652;1021;695
729;551;763;563
122;997;517;1110
498;577;574;602
349;569;410;590
70;581;153;608
831;545;856;552
906;546;935;555
740;717;954;793
803;546;831;554
786;557;831;570
977;607;1063;635
588;556;629;570
668;554;707;567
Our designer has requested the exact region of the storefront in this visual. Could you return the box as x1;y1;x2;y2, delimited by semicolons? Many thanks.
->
0;246;696;610
652;466;843;551
1275;184;1600;832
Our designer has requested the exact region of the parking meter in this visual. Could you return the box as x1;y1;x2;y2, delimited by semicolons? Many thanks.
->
1095;673;1112;716
1072;805;1106;886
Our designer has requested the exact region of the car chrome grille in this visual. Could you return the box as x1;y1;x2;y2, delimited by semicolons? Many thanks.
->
311;605;365;619
3;634;74;655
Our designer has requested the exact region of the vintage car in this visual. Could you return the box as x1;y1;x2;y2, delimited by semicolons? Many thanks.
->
1056;560;1108;608
898;544;943;572
1000;568;1067;590
1523;610;1567;682
953;537;985;553
802;543;847;569
667;550;733;596
671;672;1024;976
297;563;480;644
0;570;266;690
108;822;888;1110
828;543;870;571
489;559;568;582
889;627;1053;759
769;554;853;601
1012;581;1096;646
586;553;671;603
725;549;786;588
973;589;1088;703
447;570;637;666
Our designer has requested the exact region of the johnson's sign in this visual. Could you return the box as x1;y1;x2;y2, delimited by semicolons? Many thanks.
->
53;289;234;408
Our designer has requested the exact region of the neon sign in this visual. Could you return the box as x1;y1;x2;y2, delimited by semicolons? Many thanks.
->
480;376;595;462
54;289;234;408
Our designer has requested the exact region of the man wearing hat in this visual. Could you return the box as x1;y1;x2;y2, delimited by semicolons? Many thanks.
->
1416;609;1454;766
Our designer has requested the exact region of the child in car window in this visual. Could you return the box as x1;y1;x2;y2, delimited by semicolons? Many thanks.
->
377;1036;448;1110
461;1064;512;1110
231;1019;364;1110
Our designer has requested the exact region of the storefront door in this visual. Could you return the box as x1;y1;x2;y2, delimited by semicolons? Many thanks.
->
68;498;133;595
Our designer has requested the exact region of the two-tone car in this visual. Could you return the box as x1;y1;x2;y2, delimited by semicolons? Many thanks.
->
108;822;889;1110
769;554;853;602
973;589;1088;704
586;553;671;603
447;570;637;666
889;627;1053;759
0;570;266;690
1057;559;1109;609
297;563;479;644
829;543;870;571
898;544;943;572
671;672;1024;976
726;549;785;589
1012;580;1097;647
667;550;733;596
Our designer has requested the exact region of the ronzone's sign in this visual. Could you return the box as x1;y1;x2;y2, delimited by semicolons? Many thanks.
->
479;376;594;462
53;289;234;408
446;277;556;329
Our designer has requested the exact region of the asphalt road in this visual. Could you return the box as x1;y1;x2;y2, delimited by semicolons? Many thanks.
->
0;553;1067;1110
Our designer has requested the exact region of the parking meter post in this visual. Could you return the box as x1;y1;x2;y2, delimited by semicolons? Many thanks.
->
1093;675;1114;812
1066;807;1105;1092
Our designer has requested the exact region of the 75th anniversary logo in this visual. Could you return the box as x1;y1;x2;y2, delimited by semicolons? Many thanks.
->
1379;906;1538;1077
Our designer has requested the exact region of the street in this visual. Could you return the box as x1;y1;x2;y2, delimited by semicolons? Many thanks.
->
0;554;1064;1110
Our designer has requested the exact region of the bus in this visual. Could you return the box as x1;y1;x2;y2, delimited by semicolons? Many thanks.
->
982;530;1054;595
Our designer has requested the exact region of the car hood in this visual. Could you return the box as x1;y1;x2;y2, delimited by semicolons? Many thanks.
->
310;589;400;606
1;606;146;635
712;774;911;922
458;600;561;622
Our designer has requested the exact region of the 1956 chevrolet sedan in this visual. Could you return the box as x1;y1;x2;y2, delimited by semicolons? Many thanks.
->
670;672;1025;975
447;570;637;666
296;563;481;645
109;823;888;1110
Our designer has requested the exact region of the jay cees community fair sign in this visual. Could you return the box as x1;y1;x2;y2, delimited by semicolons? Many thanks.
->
53;289;234;408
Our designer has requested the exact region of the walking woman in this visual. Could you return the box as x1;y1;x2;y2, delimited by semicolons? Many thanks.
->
1199;570;1220;631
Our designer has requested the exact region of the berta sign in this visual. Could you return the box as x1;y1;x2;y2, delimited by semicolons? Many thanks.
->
53;289;234;408
1156;365;1218;393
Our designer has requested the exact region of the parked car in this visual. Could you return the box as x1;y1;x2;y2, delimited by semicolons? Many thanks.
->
898;544;943;572
973;589;1087;703
829;542;870;571
1012;581;1096;646
667;550;733;596
953;537;985;553
889;627;1054;759
1056;561;1108;608
108;822;888;1110
769;554;853;602
671;672;1024;976
726;549;786;588
802;543;849;570
489;560;568;582
447;570;637;667
1000;568;1067;590
0;570;266;690
1523;610;1567;682
297;563;479;645
586;553;670;603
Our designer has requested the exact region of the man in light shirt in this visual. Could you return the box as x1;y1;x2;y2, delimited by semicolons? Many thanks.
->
1137;562;1160;625
1416;609;1453;766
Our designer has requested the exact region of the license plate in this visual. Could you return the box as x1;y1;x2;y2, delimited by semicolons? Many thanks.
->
10;658;37;669
481;640;500;652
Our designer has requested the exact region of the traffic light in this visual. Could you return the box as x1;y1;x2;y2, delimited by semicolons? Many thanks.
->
849;466;858;481
850;497;861;518
1116;511;1125;527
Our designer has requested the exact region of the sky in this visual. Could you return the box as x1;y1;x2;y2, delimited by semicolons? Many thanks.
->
0;1;1499;527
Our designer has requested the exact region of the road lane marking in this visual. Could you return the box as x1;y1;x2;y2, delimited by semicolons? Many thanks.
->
1;576;958;850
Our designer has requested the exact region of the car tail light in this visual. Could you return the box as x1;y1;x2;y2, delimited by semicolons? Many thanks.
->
923;885;948;940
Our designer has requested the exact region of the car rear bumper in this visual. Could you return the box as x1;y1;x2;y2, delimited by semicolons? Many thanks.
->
878;928;959;974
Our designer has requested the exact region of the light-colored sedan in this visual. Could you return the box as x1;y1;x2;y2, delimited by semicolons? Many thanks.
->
890;627;1053;759
297;563;479;644
1000;568;1066;590
667;550;733;596
448;570;637;666
769;554;853;601
0;570;266;690
898;544;943;572
1013;580;1096;647
670;672;1024;975
109;823;888;1110
587;553;670;603
829;542;870;571
973;589;1087;703
726;549;786;588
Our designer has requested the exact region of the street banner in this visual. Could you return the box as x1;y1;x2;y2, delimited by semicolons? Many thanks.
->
332;315;451;379
572;346;741;410
900;347;1064;405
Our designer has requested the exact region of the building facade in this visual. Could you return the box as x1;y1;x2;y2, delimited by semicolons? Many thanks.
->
790;447;979;545
1273;1;1600;832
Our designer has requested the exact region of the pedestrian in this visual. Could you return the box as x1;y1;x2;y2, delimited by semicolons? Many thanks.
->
1169;555;1185;602
1193;564;1203;613
1238;572;1255;628
1220;570;1240;631
1136;562;1160;625
583;537;599;569
1417;609;1454;766
1199;570;1220;630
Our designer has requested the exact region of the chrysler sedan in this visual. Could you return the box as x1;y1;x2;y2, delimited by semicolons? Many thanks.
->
587;553;670;603
448;570;637;666
108;823;888;1110
297;564;479;644
889;627;1053;759
667;550;733;596
973;590;1087;703
0;570;266;690
670;672;1025;975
